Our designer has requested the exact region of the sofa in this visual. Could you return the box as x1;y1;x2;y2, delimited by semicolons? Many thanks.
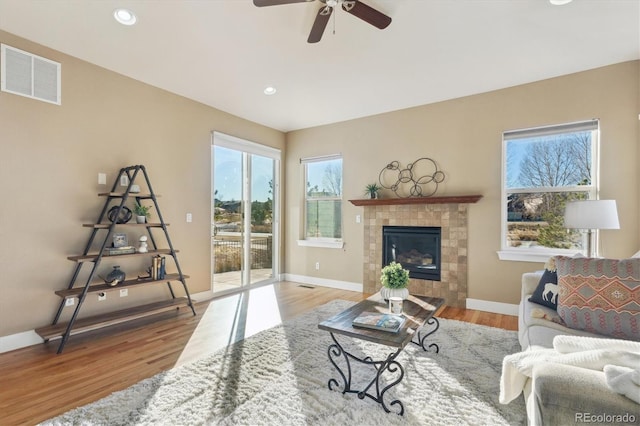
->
517;269;640;425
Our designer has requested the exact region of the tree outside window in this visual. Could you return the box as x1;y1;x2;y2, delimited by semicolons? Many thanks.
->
503;121;598;256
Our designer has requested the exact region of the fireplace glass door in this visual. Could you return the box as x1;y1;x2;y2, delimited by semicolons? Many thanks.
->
383;226;441;281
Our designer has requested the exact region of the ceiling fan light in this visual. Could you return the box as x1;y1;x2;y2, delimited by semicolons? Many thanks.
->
549;0;573;5
114;8;137;26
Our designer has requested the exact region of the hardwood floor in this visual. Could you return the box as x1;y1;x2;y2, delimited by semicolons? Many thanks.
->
0;282;517;425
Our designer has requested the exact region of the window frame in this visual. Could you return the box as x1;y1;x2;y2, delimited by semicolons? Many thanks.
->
297;154;344;249
498;120;599;262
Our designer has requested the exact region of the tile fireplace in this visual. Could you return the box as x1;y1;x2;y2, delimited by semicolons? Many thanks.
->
352;195;481;308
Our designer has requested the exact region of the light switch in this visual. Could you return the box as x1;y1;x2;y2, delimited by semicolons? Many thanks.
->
186;213;192;223
98;173;107;185
356;214;361;223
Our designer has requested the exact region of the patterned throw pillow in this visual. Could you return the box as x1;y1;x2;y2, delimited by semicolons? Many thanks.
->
529;257;559;310
556;256;640;340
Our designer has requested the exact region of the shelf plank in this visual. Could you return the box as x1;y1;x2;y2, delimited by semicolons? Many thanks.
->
35;298;191;341
67;249;177;262
82;223;168;228
54;274;190;298
349;195;483;206
98;192;160;198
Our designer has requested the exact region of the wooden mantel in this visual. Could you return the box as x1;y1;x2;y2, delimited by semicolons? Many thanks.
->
349;195;482;206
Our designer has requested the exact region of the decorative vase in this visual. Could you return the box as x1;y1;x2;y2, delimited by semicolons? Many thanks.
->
137;235;148;253
105;266;126;286
380;286;409;301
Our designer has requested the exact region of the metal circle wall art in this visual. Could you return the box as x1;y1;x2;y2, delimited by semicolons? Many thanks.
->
378;157;445;198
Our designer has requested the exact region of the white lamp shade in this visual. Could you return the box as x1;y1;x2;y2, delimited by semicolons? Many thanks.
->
564;200;620;230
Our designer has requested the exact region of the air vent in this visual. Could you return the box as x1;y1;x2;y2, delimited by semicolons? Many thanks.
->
1;44;61;105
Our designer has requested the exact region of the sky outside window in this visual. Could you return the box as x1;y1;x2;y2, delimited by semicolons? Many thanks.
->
214;146;273;202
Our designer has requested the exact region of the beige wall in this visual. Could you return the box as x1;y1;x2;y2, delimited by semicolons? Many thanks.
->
285;61;640;305
0;30;285;337
1;27;638;342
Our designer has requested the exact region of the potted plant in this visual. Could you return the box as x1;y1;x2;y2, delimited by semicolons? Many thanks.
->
380;261;410;300
133;202;152;224
365;183;381;199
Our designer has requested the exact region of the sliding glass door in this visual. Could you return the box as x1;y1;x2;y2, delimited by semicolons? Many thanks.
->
212;133;279;294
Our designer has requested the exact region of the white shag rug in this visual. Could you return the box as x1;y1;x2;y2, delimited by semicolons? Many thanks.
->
43;299;526;426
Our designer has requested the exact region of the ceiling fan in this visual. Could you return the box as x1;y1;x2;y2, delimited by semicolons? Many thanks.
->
253;0;392;43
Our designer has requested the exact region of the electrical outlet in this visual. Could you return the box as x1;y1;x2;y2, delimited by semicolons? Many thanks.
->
120;175;129;186
98;292;106;301
356;214;361;223
186;213;192;223
98;173;107;185
120;288;128;297
315;262;320;270
65;298;74;307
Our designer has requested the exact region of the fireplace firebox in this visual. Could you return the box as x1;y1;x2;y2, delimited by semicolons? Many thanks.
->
382;226;441;281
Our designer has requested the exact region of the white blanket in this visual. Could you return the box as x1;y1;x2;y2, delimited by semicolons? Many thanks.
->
500;335;640;404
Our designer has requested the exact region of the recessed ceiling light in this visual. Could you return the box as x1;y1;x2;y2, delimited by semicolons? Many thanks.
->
549;0;572;5
264;86;277;95
114;8;137;26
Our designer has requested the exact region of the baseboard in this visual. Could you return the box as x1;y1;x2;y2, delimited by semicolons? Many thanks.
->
0;330;43;354
466;298;519;316
282;274;363;293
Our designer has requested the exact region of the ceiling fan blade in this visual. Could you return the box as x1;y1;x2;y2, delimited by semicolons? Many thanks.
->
307;6;333;43
342;0;391;29
253;0;313;7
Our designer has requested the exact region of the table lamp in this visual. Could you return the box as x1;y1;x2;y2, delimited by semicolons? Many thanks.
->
563;200;620;257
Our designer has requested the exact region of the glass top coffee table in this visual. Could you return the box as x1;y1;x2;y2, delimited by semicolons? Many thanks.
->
318;293;445;415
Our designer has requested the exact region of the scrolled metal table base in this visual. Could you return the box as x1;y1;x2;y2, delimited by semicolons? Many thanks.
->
412;316;440;353
327;332;405;415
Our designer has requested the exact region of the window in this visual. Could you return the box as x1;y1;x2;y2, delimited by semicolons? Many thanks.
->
499;120;599;262
299;155;343;248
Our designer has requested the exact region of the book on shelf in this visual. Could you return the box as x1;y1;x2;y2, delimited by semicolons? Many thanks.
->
151;255;166;280
352;312;405;333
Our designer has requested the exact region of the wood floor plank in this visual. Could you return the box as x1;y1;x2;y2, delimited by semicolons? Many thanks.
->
0;282;517;425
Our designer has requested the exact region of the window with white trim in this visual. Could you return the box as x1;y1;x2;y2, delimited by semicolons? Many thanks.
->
300;155;343;246
498;120;599;262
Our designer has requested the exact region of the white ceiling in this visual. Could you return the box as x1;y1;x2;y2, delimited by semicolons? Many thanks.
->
0;0;638;132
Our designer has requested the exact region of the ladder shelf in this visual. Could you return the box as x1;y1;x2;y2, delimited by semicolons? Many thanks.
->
36;165;196;353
